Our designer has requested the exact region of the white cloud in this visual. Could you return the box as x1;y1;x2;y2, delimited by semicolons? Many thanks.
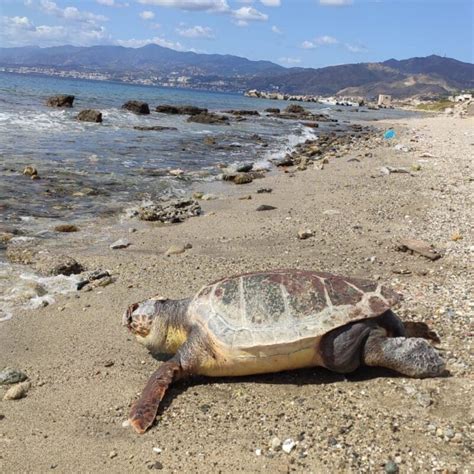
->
301;40;315;49
260;0;280;6
279;57;301;65
137;0;230;11
96;0;129;6
232;6;268;26
345;43;368;53
40;0;108;24
319;0;353;5
271;25;282;34
315;35;338;45
115;36;184;50
139;10;155;19
176;25;214;38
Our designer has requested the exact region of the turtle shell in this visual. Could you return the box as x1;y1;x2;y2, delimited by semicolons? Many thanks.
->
189;269;400;348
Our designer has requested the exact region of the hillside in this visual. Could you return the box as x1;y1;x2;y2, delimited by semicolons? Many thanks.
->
0;44;472;98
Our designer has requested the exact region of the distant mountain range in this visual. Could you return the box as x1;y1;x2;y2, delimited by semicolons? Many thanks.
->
0;44;472;99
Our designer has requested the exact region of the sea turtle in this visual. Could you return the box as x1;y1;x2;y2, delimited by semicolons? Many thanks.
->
123;269;445;434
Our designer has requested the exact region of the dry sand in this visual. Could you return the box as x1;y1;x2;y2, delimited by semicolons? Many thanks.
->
1;115;473;473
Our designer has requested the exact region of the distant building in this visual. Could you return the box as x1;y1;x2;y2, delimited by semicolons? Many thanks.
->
378;94;392;106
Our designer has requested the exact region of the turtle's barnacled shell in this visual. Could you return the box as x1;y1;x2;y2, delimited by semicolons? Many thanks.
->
189;270;400;348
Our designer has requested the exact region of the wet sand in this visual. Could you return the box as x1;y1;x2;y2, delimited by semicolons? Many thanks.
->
1;115;472;473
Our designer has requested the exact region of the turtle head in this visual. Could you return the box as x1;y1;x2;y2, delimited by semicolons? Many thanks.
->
123;297;190;354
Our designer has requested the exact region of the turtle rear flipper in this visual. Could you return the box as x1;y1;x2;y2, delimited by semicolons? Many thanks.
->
129;359;182;434
403;321;441;343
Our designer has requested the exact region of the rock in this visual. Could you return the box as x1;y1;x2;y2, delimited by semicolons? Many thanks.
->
110;239;130;250
187;112;229;125
77;109;102;123
192;192;204;200
155;105;180;114
77;269;111;290
34;252;84;276
257;188;272;194
265;108;280;114
255;448;262;456
238;195;252;200
224;109;260;116
256;205;277;211
234;174;253;185
269;437;281;451
301;121;319;128
282;438;296;454
380;166;411;175
384;460;399;473
419;152;435;158
451;232;463;241
149;461;163;470
275;157;294;167
109;450;118;459
152;447;162;454
236;163;253;173
23;166;38;177
6;237;41;265
201;193;217;201
165;244;186;256
121;101;150;115
0;368;27;386
397;238;442;260
156;105;207;115
54;224;79;233
46;95;74;108
285;104;306;114
411;164;421;171
297;229;314;240
3;381;31;400
133;125;177;131
169;169;185;177
138;199;201;223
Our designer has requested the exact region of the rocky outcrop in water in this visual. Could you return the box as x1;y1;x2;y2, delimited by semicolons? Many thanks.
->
223;110;260;116
122;101;150;115
133;125;177;131
77;109;102;123
138;199;201;223
156;105;208;115
46;95;74;108
187;112;229;125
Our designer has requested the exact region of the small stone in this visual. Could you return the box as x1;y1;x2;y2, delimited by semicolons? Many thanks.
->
23;166;38;177
110;239;130;250
255;449;262;456
122;420;131;428
238;195;252;200
444;428;455;439
192;192;204;199
256;205;277;211
234;174;253;185
270;437;281;451
201;194;217;201
411;164;421;171
0;368;28;385
384;460;399;473
152;447;162;454
109;450;118;459
148;461;163;470
452;433;463;443
282;438;296;454
169;169;184;176
165;244;186;256
297;229;314;240
3;381;31;400
257;188;272;194
54;224;79;233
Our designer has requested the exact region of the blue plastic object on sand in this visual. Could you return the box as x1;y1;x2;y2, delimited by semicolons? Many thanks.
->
384;129;396;139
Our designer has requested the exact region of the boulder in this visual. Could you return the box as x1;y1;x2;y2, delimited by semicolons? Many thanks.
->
46;95;74;108
155;105;180;114
285;104;306;114
187;112;229;125
234;173;253;185
122;101;150;115
138;199;201;223
77;109;102;123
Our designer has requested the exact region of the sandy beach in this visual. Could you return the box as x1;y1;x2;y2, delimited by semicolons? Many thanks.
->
1;114;472;473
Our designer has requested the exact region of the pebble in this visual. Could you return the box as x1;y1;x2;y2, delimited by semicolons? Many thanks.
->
384;460;399;473
165;244;186;256
256;205;277;211
297;229;314;240
257;188;272;193
152;447;162;454
122;420;130;428
282;438;296;454
269;437;281;450
3;381;31;400
169;169;184;176
255;449;262;456
201;193;217;201
110;239;130;250
0;368;27;385
109;450;117;459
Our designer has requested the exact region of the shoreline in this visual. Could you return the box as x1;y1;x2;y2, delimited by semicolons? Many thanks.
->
1;114;472;472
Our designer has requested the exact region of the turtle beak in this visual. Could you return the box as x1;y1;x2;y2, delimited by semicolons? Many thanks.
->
123;303;139;329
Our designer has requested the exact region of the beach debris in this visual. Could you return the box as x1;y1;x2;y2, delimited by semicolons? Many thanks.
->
257;188;272;194
394;144;410;152
121;100;150;115
152;447;162;454
383;129;396;139
420;152;435;158
450;232;463;241
77;109;102;123
110;239;130;250
138;199;201;223
234;174;253;185
397;238;442;260
238;195;252;200
380;166;412;176
77;269;111;290
34;252;84;276
3;381;31;400
54;224;79;233
46;95;74;108
0;368;27;386
282;438;296;454
109;450;118;459
297;229;314;240
23;165;38;177
347;157;360;163
165;244;187;256
256;205;277;211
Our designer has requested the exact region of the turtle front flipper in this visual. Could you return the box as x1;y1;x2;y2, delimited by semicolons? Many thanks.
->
129;358;183;434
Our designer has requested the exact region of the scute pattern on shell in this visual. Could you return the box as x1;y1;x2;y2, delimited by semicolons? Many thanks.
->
190;270;400;348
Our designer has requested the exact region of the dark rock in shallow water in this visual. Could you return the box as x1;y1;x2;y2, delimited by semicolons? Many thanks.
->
138;199;201;223
265;108;280;114
46;95;74;108
156;105;207;115
133;125;177;131
122;101;150;115
54;224;79;233
223;110;260;116
236;163;253;173
285;104;306;114
77;109;102;123
187;112;229;125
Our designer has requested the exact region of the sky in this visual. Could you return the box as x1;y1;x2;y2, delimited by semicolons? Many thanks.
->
1;0;473;68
